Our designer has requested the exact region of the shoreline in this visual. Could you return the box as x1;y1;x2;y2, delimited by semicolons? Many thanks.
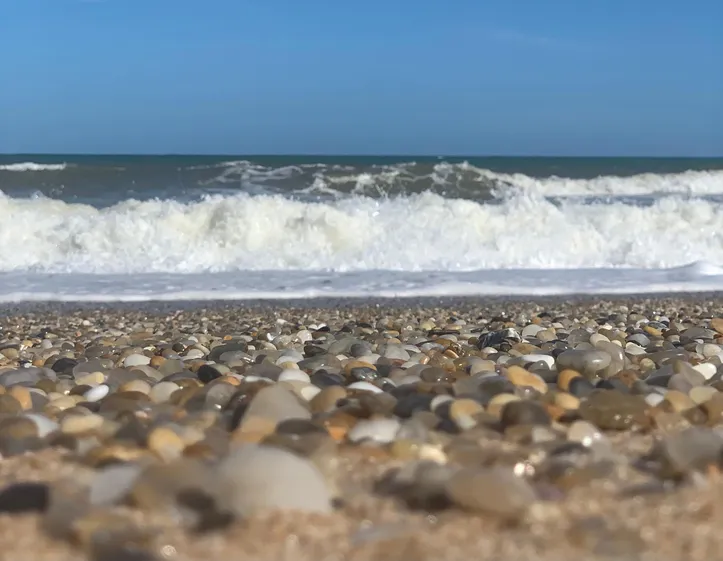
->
2;291;723;313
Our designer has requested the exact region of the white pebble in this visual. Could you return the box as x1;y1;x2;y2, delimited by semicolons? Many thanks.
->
278;369;311;384
299;384;321;401
183;349;205;360
645;393;665;407
347;418;401;444
521;354;555;369
84;384;110;402
347;381;383;393
692;362;717;380
24;414;59;438
123;354;151;367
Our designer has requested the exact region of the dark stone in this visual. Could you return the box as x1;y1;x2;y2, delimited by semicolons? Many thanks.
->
0;482;49;513
208;343;247;362
310;371;345;388
348;367;378;382
420;367;453;384
477;329;519;350
393;393;434;418
596;379;629;393
51;357;79;374
568;377;596;398
197;365;222;385
500;401;551;429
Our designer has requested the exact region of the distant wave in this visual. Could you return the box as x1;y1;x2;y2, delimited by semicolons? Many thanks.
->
2;189;723;274
198;161;723;199
0;162;68;172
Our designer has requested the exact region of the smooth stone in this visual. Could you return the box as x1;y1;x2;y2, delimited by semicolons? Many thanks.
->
0;394;22;413
664;390;696;413
278;369;311;384
130;458;231;530
556;350;611;378
217;444;333;516
693;362;717;380
90;463;145;506
567;377;596;398
147;426;185;462
347;381;383;394
74;371;106;386
61;413;104;435
449;398;485;431
500;400;551;429
310;386;348;414
689;386;719;405
347;418;401;444
579;391;650;430
148;381;180;403
645;393;665;407
197;364;223;384
520;354;554;369
23;414;59;438
505;366;547;394
657;427;723;478
445;467;536;520
238;384;311;431
681;327;717;341
486;394;521;418
521;325;545;338
567;420;604;447
0;482;50;513
0;367;48;387
595;341;626;379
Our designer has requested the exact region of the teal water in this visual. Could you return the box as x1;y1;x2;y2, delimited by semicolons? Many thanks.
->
1;154;722;206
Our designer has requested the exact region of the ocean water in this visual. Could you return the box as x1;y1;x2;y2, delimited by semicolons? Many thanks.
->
1;154;723;302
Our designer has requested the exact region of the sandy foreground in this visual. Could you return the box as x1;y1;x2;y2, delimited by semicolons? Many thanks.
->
1;295;723;561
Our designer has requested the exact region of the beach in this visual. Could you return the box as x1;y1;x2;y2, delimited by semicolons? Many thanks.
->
1;295;723;561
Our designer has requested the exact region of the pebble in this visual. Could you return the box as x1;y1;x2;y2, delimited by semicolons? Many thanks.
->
444;467;536;520
347;418;401;444
217;444;334;516
5;299;723;560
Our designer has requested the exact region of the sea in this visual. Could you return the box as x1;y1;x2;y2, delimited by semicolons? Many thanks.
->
1;154;723;302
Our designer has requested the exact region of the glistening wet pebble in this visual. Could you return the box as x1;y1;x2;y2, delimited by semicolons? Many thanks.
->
3;296;723;560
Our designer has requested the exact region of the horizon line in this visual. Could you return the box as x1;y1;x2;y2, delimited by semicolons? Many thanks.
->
1;152;721;159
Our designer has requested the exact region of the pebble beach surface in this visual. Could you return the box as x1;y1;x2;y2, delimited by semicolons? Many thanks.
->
3;296;723;561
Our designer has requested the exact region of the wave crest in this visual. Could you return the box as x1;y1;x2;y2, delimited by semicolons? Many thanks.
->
2;190;723;274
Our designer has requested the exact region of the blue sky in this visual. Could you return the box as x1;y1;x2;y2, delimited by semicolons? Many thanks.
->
1;0;721;156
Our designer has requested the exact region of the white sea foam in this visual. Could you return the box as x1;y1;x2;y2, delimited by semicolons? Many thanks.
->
1;264;723;302
481;168;723;198
2;190;723;274
0;162;67;172
199;161;723;199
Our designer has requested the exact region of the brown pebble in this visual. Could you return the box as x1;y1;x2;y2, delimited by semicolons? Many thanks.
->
8;386;32;410
147;426;185;462
664;390;696;413
0;394;23;413
505;365;548;394
558;369;582;392
449;398;484;430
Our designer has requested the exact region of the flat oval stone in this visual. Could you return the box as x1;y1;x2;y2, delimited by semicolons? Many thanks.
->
347;418;401;444
689;386;719;405
579;390;650;430
445;467;536;520
347;381;383;394
216;445;333;516
556;350;611;378
500;400;551;429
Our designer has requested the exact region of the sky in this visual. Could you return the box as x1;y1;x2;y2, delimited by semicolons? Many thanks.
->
1;0;721;156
